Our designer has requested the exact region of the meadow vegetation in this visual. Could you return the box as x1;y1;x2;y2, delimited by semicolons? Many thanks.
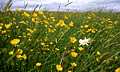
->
0;10;120;72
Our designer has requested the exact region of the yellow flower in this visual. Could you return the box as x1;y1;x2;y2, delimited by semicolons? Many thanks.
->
84;25;89;28
0;23;3;26
13;18;16;20
19;21;26;24
64;15;68;19
32;18;36;23
96;57;100;62
27;28;36;33
16;51;27;60
22;12;30;17
87;16;91;19
0;26;2;30
9;50;14;55
68;70;72;72
69;37;77;44
27;33;32;36
16;26;19;28
36;62;42;67
78;47;85;52
1;30;7;34
86;28;92;33
70;51;78;57
64;25;70;30
96;51;101;55
43;20;49;24
80;25;84;28
32;13;38;17
22;54;27;60
5;23;12;29
91;29;96;33
114;21;118;24
56;64;63;71
57;20;65;27
43;15;47;19
30;49;33;52
55;48;60;51
91;28;97;33
69;21;74;27
86;28;97;33
70;62;77;67
16;49;23;55
48;28;54;32
16;54;23;60
115;67;120;72
52;18;56;22
18;36;22;38
10;39;20;46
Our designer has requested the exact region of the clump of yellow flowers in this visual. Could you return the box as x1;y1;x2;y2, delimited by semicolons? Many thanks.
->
81;25;97;33
10;38;20;46
16;49;27;60
9;49;27;60
5;23;12;29
86;28;97;33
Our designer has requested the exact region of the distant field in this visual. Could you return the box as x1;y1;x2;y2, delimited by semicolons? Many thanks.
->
0;10;120;72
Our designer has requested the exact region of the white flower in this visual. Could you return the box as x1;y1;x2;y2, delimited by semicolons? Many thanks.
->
79;37;91;46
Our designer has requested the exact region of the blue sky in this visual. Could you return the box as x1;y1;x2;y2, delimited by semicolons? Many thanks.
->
1;0;120;11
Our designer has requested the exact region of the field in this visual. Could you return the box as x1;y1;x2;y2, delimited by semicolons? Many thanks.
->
0;10;120;72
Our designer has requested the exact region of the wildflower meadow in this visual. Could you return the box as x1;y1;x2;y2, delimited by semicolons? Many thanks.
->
0;10;120;72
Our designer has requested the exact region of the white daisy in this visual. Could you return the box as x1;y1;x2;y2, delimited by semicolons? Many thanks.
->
79;37;91;46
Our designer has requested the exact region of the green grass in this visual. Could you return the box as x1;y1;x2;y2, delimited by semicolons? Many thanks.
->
0;10;120;72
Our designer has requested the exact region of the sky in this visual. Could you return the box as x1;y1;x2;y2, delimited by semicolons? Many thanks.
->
1;0;120;11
